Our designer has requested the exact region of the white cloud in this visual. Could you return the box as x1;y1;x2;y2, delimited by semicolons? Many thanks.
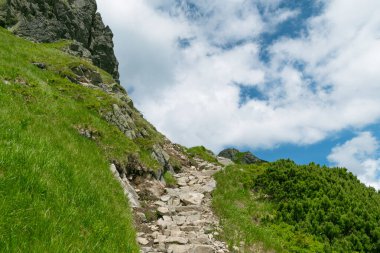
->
328;132;380;190
96;0;380;155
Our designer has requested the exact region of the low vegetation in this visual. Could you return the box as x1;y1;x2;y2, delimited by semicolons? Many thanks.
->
163;171;177;187
0;27;141;251
213;160;380;252
186;146;219;164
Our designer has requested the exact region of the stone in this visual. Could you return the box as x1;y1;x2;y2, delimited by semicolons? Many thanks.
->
201;179;216;193
32;62;46;69
170;197;181;206
191;234;210;244
137;237;149;245
109;164;140;208
186;214;201;223
145;180;165;199
170;230;184;237
172;216;186;226
167;244;191;253
179;192;204;206
154;200;166;207
152;144;170;167
157;206;170;215
193;245;214;253
157;235;166;243
177;177;189;186
165;237;189;245
136;212;147;222
161;195;171;202
64;41;92;60
175;206;203;212
180;226;199;232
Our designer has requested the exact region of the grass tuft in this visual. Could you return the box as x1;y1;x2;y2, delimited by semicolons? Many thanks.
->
163;171;177;187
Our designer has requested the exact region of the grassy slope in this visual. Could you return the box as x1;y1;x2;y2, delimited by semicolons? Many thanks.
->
213;162;380;252
186;146;219;164
0;28;140;251
213;164;324;252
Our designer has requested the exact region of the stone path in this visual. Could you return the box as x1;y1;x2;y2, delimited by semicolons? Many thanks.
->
135;160;230;253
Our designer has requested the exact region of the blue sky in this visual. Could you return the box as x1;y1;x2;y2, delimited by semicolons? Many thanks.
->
97;0;380;189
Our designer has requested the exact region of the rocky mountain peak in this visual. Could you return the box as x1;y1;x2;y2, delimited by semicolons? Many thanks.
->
218;148;265;164
0;0;119;82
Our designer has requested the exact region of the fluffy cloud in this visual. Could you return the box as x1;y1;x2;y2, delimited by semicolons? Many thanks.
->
97;0;380;153
328;132;380;190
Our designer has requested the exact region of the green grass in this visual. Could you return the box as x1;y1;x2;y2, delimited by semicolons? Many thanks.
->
0;27;141;251
213;164;325;252
186;146;219;164
163;171;177;187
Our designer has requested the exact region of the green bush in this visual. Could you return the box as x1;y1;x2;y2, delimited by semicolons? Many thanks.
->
256;160;380;252
213;160;380;252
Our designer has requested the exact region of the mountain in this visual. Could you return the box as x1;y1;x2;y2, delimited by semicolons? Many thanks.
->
218;148;265;164
1;1;380;253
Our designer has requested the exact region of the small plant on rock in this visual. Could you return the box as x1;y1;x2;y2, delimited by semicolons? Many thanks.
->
163;171;177;187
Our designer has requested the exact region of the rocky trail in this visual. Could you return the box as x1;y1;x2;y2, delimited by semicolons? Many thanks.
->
130;159;230;253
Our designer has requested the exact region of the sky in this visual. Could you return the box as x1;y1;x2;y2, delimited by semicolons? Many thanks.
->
97;0;380;189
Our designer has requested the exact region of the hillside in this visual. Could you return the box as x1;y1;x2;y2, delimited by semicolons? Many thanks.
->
213;161;380;252
0;20;194;251
1;1;380;253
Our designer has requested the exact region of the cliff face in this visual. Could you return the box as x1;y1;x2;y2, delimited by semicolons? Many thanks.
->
0;0;119;82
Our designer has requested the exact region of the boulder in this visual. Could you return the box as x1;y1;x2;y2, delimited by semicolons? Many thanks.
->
179;192;204;206
193;245;214;253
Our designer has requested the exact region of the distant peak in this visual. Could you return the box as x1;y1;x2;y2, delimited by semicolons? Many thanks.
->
218;148;265;164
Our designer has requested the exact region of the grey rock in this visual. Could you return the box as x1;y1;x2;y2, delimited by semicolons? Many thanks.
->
160;195;171;202
157;206;170;215
105;104;138;139
193;245;214;253
110;164;140;208
63;41;92;60
165;237;189;245
177;177;189;186
179;192;204;206
137;237;150;246
216;156;234;166
32;62;46;69
152;144;170;168
167;244;191;253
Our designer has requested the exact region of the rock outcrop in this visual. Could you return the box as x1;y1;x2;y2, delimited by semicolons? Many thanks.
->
0;0;119;81
218;148;265;165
